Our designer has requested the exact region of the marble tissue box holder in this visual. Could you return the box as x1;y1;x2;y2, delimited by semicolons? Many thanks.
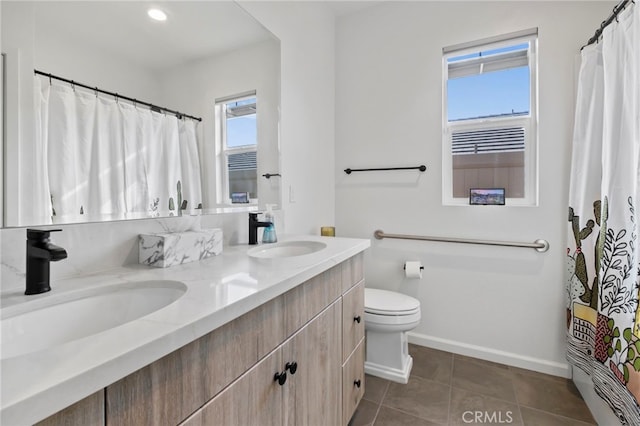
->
139;228;223;268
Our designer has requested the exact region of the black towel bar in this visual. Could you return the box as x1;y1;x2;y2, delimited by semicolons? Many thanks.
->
262;173;281;179
344;165;426;174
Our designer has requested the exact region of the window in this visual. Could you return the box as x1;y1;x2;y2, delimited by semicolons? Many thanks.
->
215;92;257;204
442;29;538;206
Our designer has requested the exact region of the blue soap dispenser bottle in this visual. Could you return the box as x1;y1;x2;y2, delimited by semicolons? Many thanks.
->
262;204;277;243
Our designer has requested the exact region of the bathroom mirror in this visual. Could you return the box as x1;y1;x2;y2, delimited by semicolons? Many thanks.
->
1;1;281;227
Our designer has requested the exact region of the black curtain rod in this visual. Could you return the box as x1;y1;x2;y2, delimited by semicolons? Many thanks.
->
583;0;634;49
34;70;202;122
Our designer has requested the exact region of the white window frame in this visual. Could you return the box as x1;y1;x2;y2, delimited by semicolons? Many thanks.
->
442;29;538;206
215;91;258;206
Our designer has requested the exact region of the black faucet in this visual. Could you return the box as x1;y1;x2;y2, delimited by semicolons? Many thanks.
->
248;212;270;245
26;228;67;295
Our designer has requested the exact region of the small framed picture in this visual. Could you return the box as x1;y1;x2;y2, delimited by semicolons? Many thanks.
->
469;188;505;205
231;192;250;204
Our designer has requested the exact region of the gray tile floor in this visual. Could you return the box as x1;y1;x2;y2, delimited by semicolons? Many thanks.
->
349;344;596;426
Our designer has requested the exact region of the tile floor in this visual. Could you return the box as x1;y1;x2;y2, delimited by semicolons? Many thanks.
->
349;344;596;426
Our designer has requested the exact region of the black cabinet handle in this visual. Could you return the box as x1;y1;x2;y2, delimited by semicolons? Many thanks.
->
285;361;298;375
354;316;361;323
354;379;362;388
274;371;287;386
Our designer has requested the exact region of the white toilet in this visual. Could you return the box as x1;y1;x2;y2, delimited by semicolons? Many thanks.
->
364;288;421;384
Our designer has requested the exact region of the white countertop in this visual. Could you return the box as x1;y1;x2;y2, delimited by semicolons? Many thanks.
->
0;235;370;426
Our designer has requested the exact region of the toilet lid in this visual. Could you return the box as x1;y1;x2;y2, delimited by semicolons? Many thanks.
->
365;288;420;315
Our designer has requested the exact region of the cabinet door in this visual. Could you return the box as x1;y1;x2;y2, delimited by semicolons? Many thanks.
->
106;296;283;426
35;390;104;426
342;280;365;362
283;300;342;426
343;340;365;425
181;348;284;426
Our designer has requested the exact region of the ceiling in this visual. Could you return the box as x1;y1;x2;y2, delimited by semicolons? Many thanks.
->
32;1;276;71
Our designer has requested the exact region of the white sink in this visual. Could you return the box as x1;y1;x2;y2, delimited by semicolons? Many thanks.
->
0;280;187;360
248;240;327;259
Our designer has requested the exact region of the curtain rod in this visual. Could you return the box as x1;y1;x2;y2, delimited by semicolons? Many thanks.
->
34;70;202;122
583;0;634;49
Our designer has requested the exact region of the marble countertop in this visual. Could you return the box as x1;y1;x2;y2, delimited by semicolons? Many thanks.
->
0;234;370;425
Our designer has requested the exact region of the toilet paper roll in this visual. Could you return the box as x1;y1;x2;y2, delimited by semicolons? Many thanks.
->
404;261;423;279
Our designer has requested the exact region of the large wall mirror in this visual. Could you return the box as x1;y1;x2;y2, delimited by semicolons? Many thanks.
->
1;1;281;227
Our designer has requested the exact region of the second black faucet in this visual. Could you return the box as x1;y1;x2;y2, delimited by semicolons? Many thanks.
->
248;212;270;245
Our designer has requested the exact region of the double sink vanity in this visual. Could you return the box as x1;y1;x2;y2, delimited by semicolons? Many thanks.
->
1;235;370;425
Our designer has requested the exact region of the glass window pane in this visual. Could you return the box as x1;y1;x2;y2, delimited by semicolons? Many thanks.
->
227;115;257;148
448;66;530;121
227;151;257;199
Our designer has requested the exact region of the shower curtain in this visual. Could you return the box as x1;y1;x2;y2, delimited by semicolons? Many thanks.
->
33;76;202;223
566;3;640;424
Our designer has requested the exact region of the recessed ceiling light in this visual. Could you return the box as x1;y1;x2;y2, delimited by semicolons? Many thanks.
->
148;8;167;22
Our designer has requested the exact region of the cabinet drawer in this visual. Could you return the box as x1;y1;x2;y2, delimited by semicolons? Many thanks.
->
342;339;365;426
342;280;365;362
283;264;342;337
341;252;364;293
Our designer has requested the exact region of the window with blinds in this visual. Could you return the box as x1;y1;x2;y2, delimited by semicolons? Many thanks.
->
442;29;538;205
215;93;258;204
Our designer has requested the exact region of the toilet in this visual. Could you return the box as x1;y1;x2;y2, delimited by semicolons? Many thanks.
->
364;288;421;384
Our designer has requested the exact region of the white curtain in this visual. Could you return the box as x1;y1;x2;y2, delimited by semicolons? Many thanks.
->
32;76;202;223
567;3;640;424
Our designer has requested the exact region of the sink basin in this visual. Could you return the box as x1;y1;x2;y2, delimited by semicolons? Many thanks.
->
0;280;187;360
248;240;327;259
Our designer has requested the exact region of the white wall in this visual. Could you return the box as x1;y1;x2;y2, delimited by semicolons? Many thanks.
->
158;39;281;210
238;1;336;235
335;1;612;377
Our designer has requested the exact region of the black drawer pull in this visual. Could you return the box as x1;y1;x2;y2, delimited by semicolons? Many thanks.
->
274;371;287;386
285;361;298;375
354;316;361;323
354;379;362;388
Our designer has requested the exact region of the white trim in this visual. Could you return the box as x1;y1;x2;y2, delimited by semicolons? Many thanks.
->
443;27;538;54
214;90;257;104
408;331;571;378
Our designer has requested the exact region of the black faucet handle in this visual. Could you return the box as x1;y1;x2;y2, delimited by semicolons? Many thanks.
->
27;228;62;241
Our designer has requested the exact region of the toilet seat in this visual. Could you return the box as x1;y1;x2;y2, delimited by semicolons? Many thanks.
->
365;288;420;316
364;288;421;331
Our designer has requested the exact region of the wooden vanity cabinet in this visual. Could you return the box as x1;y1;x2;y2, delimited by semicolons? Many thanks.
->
182;300;342;426
37;253;365;426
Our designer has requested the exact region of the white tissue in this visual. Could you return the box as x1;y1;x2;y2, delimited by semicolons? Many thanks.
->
404;261;423;279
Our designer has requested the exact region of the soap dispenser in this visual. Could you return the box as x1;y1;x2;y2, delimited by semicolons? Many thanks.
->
262;204;278;243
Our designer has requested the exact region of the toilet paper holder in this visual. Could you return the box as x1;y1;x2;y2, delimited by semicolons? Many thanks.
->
403;264;424;271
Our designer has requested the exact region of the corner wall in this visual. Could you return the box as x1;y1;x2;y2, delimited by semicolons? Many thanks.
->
335;1;612;377
238;1;336;235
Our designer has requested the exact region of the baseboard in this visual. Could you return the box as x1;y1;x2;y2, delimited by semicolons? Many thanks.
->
407;331;571;378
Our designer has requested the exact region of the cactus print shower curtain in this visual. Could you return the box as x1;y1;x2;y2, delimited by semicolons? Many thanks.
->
566;3;640;424
32;75;202;224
